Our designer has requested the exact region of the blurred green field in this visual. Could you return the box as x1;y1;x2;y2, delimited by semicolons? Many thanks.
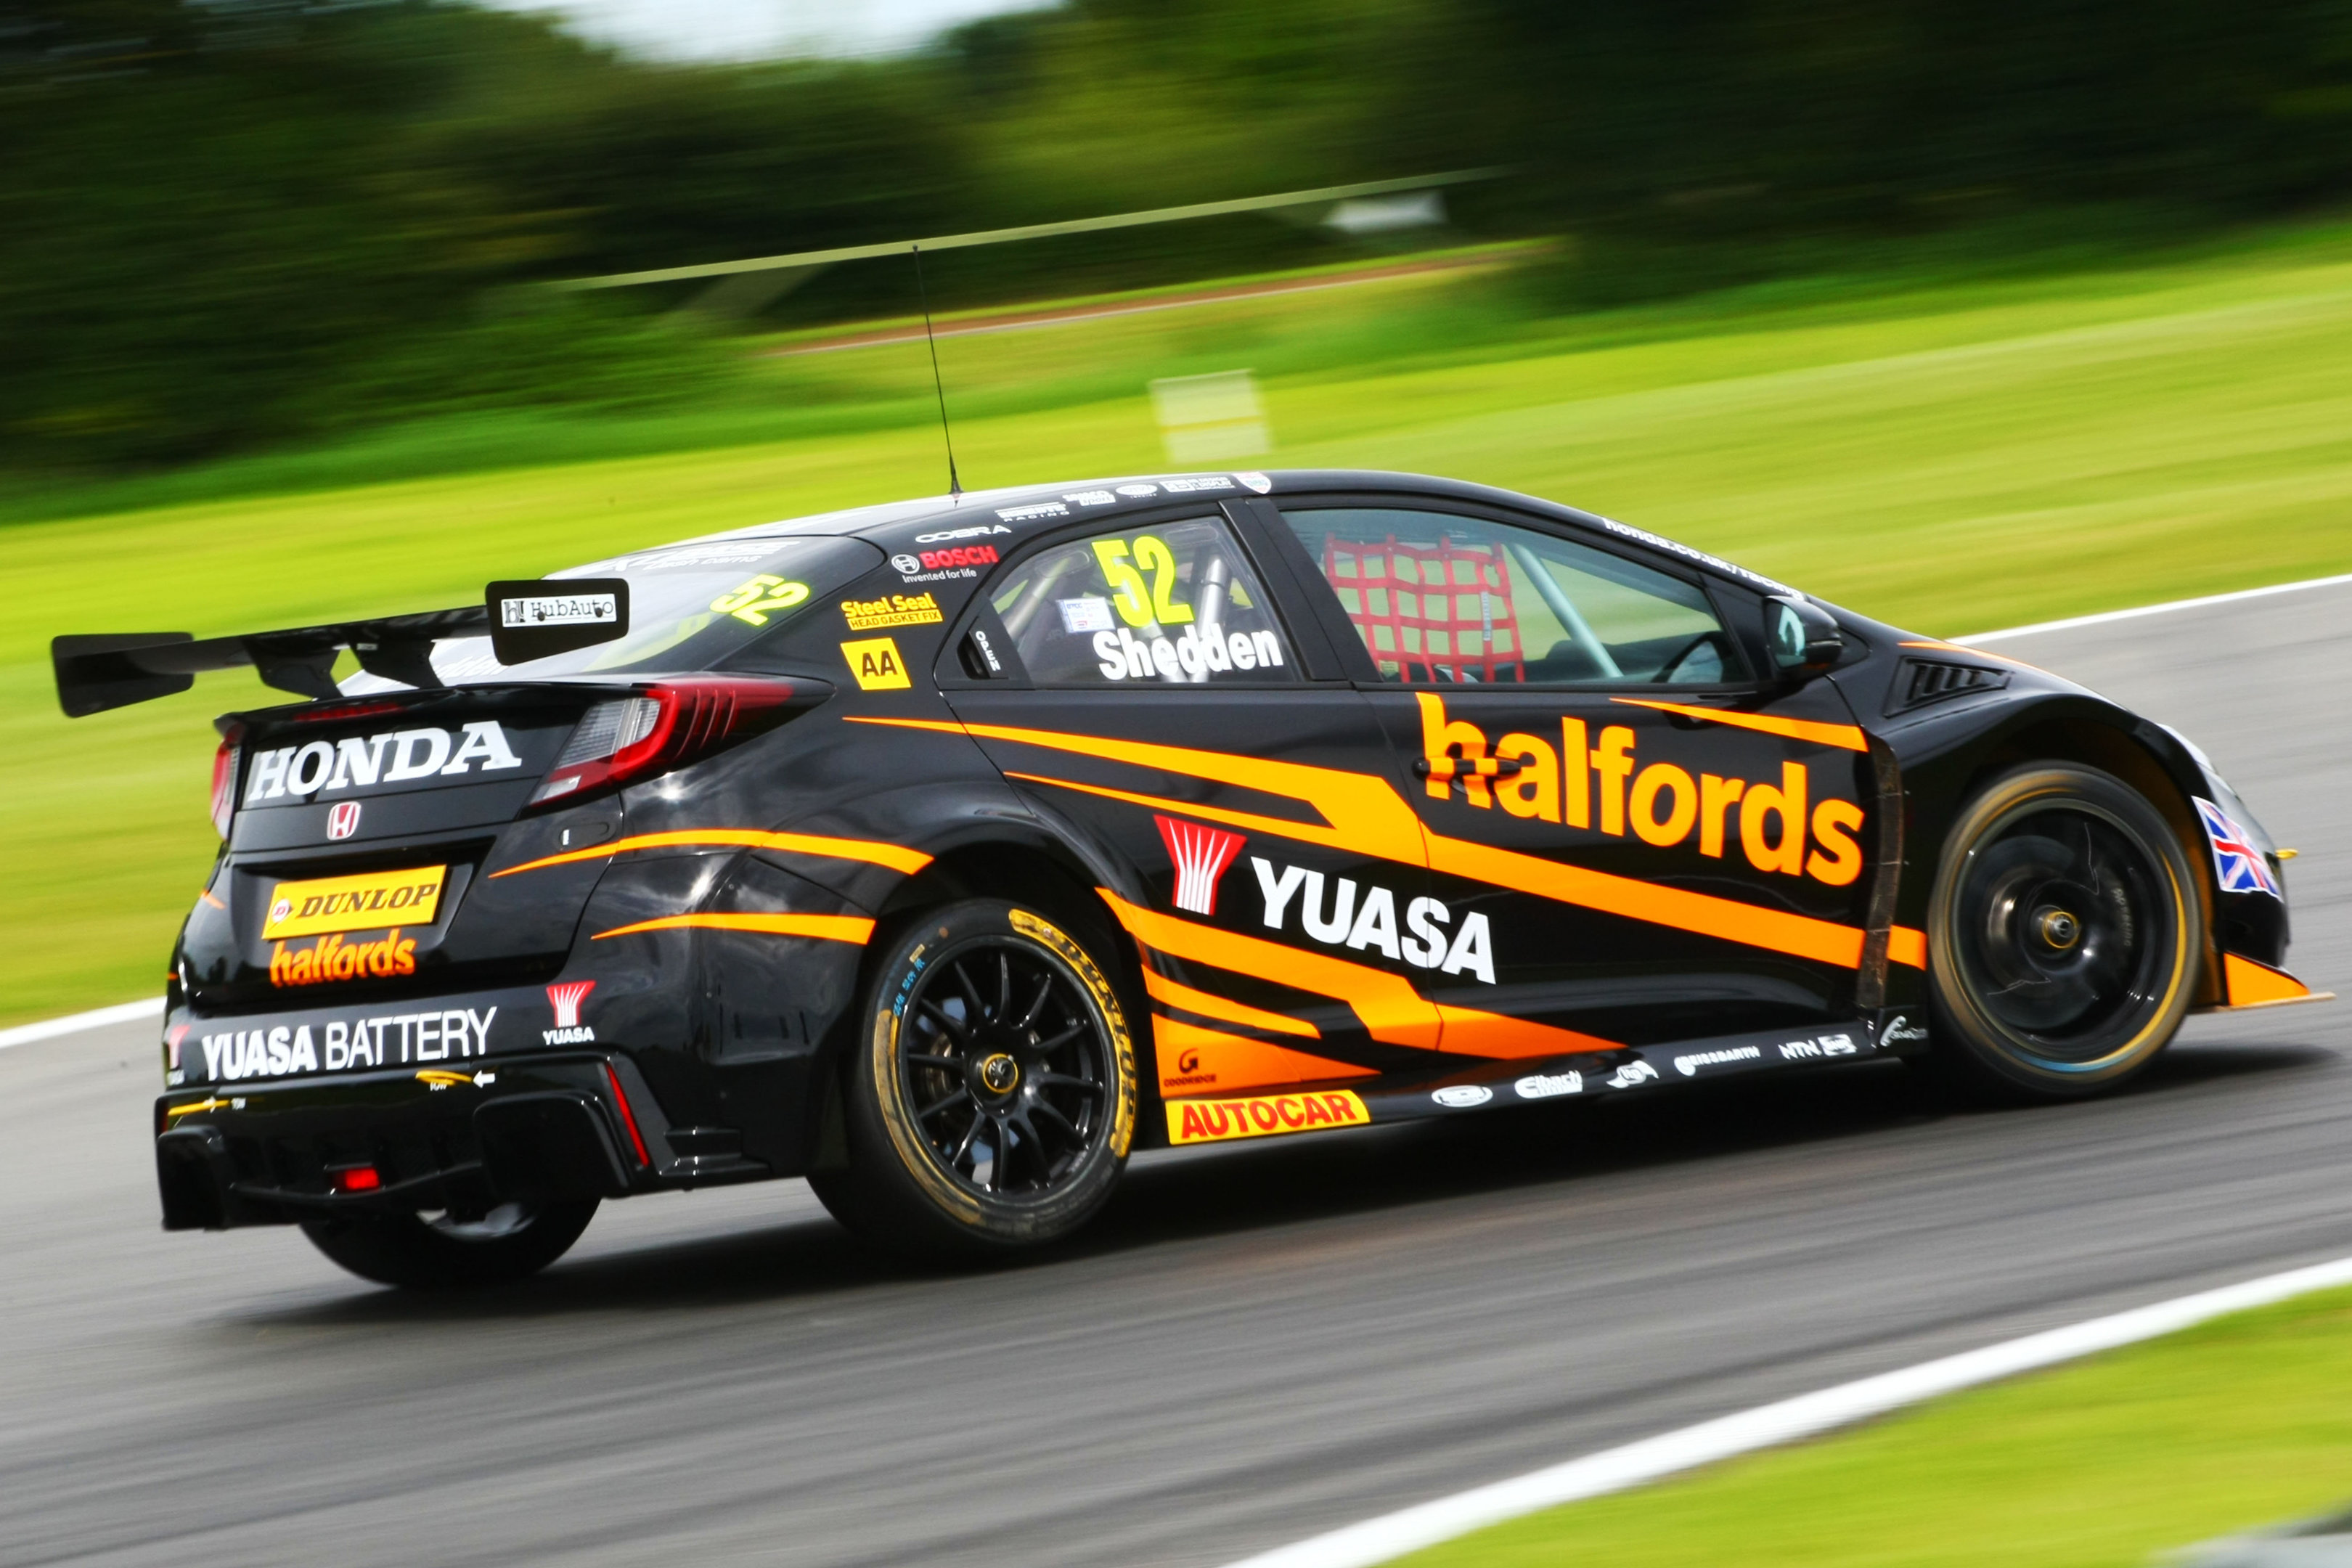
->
1410;1283;2352;1568
12;227;2352;1024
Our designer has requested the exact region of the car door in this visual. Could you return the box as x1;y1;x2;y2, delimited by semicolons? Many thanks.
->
941;505;1467;1123
1259;497;1882;1053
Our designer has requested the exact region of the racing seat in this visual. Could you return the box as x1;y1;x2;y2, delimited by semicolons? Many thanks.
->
1317;533;1524;682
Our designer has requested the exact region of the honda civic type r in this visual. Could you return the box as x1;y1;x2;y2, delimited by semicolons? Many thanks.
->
54;470;2322;1286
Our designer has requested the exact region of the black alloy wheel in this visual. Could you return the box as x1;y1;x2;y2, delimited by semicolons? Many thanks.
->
810;899;1138;1255
1926;764;2201;1100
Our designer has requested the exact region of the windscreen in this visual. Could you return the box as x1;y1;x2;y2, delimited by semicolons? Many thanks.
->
352;536;883;690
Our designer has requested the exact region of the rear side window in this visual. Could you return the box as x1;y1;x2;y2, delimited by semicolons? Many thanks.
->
990;517;1295;685
1279;507;1744;686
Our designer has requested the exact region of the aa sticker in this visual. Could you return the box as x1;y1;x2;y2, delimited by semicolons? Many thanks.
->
841;637;912;691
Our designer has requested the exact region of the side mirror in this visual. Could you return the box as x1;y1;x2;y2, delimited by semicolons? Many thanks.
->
486;579;629;666
1765;595;1844;676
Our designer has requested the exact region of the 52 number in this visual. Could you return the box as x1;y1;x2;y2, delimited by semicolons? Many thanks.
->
1090;535;1193;628
711;575;809;626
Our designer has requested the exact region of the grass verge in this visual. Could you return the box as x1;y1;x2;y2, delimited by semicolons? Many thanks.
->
11;221;2352;1021
1408;1283;2352;1568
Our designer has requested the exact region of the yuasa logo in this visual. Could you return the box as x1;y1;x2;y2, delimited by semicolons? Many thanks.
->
1249;857;1495;983
544;980;596;1045
245;722;523;804
1155;816;1244;915
326;801;362;840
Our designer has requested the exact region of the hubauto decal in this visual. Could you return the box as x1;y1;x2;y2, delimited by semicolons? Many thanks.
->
196;1006;496;1082
1417;693;1865;889
1166;1089;1369;1145
245;722;522;804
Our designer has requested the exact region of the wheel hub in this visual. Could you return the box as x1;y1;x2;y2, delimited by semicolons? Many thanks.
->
976;1052;1021;1098
2033;906;2082;952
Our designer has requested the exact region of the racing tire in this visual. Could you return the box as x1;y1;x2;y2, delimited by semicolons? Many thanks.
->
1924;764;2202;1102
299;1199;599;1289
809;898;1139;1259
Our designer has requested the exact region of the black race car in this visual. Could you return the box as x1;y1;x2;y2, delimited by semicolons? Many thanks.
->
55;470;2323;1286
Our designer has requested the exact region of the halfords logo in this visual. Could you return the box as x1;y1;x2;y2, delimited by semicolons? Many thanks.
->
1416;693;1865;888
1091;624;1284;682
197;1006;495;1082
269;928;417;987
245;722;522;804
1251;857;1494;984
544;981;596;1045
1166;1090;1370;1145
1156;816;1244;915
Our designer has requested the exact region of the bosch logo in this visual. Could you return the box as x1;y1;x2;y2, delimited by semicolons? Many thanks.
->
919;544;998;571
326;801;362;840
891;553;922;574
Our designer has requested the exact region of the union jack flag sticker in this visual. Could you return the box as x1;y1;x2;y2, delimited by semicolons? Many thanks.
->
1155;815;1245;916
2194;796;2281;899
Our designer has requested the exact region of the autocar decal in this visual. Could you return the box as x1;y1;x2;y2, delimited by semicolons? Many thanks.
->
1098;888;1618;1060
493;828;933;878
1140;964;1324;1038
1151;1013;1372;1096
589;912;875;943
1606;696;1868;751
859;716;1926;971
1165;1089;1371;1146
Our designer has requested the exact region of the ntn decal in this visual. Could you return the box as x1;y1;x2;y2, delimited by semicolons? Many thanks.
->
1251;856;1493;983
1416;693;1864;887
245;721;523;803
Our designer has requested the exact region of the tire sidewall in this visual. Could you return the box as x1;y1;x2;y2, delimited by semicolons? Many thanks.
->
1927;763;2201;1098
841;898;1138;1251
301;1199;599;1289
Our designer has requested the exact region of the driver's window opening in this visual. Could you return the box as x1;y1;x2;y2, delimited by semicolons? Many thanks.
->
1281;508;1739;685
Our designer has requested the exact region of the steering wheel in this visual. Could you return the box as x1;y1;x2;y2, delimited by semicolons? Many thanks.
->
1651;634;1723;684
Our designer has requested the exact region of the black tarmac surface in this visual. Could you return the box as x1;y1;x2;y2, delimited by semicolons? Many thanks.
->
5;584;2348;1568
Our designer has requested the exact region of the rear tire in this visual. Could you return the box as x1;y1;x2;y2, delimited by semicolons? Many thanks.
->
809;898;1138;1258
1925;764;2201;1102
300;1199;598;1289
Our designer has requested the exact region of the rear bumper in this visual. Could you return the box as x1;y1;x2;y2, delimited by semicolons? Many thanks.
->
154;1051;767;1231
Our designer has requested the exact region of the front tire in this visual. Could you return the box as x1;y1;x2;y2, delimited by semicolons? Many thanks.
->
301;1199;598;1289
809;898;1138;1257
1925;764;2202;1101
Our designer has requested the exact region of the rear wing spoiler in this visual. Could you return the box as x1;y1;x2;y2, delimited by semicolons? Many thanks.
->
52;580;627;717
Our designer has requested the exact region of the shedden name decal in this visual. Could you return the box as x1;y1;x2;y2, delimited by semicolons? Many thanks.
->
1166;1089;1370;1145
263;866;445;939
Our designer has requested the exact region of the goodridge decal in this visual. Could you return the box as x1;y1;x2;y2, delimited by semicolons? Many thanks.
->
1151;1013;1371;1095
491;829;932;878
263;866;446;939
1101;888;1616;1060
1418;693;1866;889
852;718;1926;971
1166;1089;1369;1145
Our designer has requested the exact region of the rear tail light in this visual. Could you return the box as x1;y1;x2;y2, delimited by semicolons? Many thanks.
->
209;726;243;839
328;1164;383;1193
528;677;801;809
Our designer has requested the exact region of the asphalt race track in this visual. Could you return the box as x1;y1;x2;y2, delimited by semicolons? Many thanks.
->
6;584;2349;1568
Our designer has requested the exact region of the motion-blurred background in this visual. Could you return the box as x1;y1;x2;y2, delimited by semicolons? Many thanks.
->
8;0;2352;1019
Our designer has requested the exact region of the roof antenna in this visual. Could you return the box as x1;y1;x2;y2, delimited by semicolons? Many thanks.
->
911;242;961;500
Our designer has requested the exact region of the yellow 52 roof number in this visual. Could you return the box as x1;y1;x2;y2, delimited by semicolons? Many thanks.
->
1092;535;1193;629
711;575;809;626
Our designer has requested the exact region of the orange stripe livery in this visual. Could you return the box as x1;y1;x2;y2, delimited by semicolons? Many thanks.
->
592;912;875;944
496;830;931;879
1607;697;1868;752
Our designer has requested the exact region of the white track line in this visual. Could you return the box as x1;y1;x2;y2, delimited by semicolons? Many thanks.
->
1957;571;2352;643
1223;1253;2352;1568
0;997;163;1052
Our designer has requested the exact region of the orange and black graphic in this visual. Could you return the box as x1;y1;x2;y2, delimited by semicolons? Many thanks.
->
852;716;1924;971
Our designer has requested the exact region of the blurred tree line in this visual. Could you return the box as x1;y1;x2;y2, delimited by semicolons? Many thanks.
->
5;0;2351;471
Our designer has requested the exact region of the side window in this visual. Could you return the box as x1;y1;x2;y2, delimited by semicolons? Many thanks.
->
989;515;1296;685
1279;507;1744;686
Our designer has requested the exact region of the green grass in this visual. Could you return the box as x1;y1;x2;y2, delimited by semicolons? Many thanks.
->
13;220;2352;1023
1406;1284;2352;1568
